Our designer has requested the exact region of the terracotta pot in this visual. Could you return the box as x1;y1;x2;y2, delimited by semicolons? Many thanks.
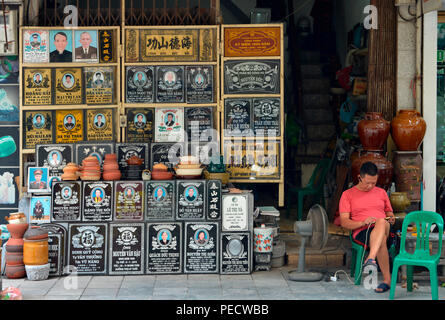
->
126;156;143;166
103;163;119;171
63;164;80;173
102;171;122;181
105;153;117;159
5;213;27;225
351;151;394;189
391;109;426;151
5;264;26;279
393;151;422;201
6;237;24;246
83;156;100;164
24;226;48;240
390;192;411;212
6;252;24;265
5;244;23;253
151;170;173;180
23;238;49;266
7;223;29;239
61;173;78;181
357;112;390;151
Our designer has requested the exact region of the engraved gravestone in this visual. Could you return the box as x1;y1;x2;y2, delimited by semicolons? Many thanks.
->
176;180;206;220
48;233;62;276
220;232;251;274
36;144;73;178
114;181;144;221
221;193;253;232
82;181;113;221
109;223;144;275
51;181;82;222
185;65;214;103
206;180;221;220
145;181;175;221
184;222;219;273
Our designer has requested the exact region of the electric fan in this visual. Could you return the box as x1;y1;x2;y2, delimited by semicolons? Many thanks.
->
288;204;329;282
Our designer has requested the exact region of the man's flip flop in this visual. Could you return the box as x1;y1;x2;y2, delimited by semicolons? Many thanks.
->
375;283;390;293
363;258;377;267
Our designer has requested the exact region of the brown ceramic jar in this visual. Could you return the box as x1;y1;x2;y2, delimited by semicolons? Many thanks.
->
357;112;390;151
390;109;426;151
351;151;394;189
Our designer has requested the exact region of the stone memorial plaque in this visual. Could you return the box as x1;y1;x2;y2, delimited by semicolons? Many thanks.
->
176;180;206;220
109;223;144;275
125;66;154;103
184;222;219;273
155;66;184;103
99;29;116;63
125;29;139;62
224;27;281;57
23;68;52;105
150;142;184;170
114;181;144;221
51;181;82;222
40;223;68;274
220;232;251;274
36;144;73;178
55;109;84;144
84;67;115;105
253;98;281;136
185;66;214;103
146;222;182;274
125;108;154;142
224;60;280;94
54;68;83;105
48;233;63;276
116;143;149;171
75;142;114;167
207;180;222;220
68;223;108;275
23;111;54;149
82;181;113;221
23;30;49;63
184;107;215;142
154;107;184;142
222;193;253;232
145;181;175;221
224;99;253;137
85;109;114;141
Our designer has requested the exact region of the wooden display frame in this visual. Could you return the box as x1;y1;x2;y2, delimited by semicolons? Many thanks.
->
19;26;121;190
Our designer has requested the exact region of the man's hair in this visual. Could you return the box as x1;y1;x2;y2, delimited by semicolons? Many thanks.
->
360;161;378;177
54;31;67;40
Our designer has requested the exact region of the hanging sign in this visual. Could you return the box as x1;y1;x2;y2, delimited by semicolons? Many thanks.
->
224;27;281;57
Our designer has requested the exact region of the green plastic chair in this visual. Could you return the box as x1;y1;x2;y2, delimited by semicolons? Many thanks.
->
389;211;444;300
286;158;332;220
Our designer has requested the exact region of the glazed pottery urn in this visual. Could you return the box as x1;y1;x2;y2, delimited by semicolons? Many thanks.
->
351;151;394;189
390;109;426;151
357;112;390;151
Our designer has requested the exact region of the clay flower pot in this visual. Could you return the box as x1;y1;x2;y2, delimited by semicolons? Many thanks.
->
5;264;26;279
5;252;24;265
357;112;390;151
390;109;426;151
126;156;143;166
7;223;29;239
102;171;122;181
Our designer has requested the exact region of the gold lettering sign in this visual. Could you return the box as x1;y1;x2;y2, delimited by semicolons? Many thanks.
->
23;111;54;149
55;109;84;144
140;29;199;62
23;68;52;106
86;108;114;141
125;29;139;62
199;28;216;62
84;66;114;105
224;27;281;57
223;140;280;180
54;68;83;105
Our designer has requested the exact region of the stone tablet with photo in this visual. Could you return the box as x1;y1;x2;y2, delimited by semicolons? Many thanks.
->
109;223;144;275
176;180;206;220
184;222;219;273
82;181;113;221
51;181;81;222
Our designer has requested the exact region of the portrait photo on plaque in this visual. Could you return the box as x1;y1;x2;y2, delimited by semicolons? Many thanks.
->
224;60;280;95
154;107;184;143
184;107;215;142
74;30;98;63
49;30;73;63
0;167;19;209
75;142;114;167
23;111;54;149
0;126;19;167
48;176;61;189
125;108;154;143
145;181;175;221
36;144;73;177
82;181;113;221
54;68;83;105
85;109;114;141
51;181;81;222
116;143;149;171
0;86;19;124
23;68;52;106
27;167;50;193
55;109;83;144
125;66;154;103
29;195;51;224
185;66;214;103
150;142;184;170
224;99;253;137
253;98;281;137
114;181;144;221
147;222;182;274
99;29;116;63
23;30;49;63
221;233;251;274
176;180;206;220
84;67;115;105
155;66;184;103
68;223;108;275
184;222;219;274
109;223;145;275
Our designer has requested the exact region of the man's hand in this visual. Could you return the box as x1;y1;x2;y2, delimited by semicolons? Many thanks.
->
362;217;377;226
386;212;395;225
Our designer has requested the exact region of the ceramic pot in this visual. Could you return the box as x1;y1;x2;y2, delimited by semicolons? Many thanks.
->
63;163;79;173
142;170;151;181
126;156;143;166
103;163;119;171
390;192;411;213
5;244;23;253
393;151;422;201
5;213;27;225
25;263;50;281
5;264;26;279
6;252;24;265
391;109;426;151
102;171;122;181
7;223;28;239
104;153;117;161
253;225;274;253
23;238;49;266
151;171;173;180
24;226;48;240
351;151;394;189
357;112;390;151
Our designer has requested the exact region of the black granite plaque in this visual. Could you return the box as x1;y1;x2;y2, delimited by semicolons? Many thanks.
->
150;142;184;170
48;233;62;276
189;142;220;166
155;66;184;103
126;66;154;103
184;107;215;142
253;98;280;136
224;60;280;94
145;181;175;221
40;223;67;274
184;222;219;273
220;232;251;274
147;222;182;274
116;143;149;171
126;108;154;142
186;65;214;103
51;181;82;222
82;181;113;221
206;180;222;220
75;142;114;167
109;223;144;275
176;180;206;220
224;99;253;137
36;144;74;178
68;223;108;275
114;181;144;221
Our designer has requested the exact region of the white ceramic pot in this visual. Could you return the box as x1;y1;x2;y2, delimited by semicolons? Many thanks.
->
25;263;50;281
253;224;274;253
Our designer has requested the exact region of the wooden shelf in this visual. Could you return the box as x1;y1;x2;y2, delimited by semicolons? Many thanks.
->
21;62;119;68
122;103;218;108
21;104;121;110
122;61;217;66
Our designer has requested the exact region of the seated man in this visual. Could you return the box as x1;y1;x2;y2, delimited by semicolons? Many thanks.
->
339;161;395;293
